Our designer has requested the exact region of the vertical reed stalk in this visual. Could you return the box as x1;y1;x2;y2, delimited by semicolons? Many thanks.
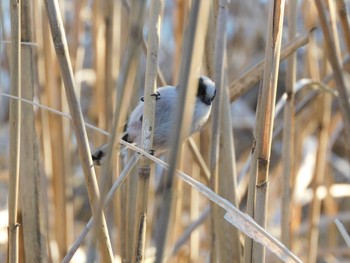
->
104;0;120;249
95;0;146;260
210;0;241;261
307;88;332;263
43;0;114;261
281;0;297;248
155;1;210;262
132;0;163;261
105;0;119;131
97;0;145;208
173;0;186;81
19;1;49;261
315;0;350;143
308;1;339;261
41;10;69;260
245;1;286;262
92;0;106;142
8;0;21;262
217;75;242;262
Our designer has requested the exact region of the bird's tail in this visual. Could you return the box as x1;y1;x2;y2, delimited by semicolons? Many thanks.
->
92;131;129;166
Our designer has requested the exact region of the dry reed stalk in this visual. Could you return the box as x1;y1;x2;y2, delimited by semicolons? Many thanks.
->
244;1;286;262
315;0;350;143
40;11;71;260
324;173;339;250
229;31;310;102
34;2;58;260
124;142;302;262
336;0;350;55
94;1;146;261
295;2;319;245
103;0;121;250
217;75;242;262
70;0;85;69
208;3;220;262
189;157;200;261
210;0;241;261
188;138;210;182
123;152;139;262
308;1;340;261
172;149;187;261
43;0;114;261
61;153;140;263
105;0;120;132
116;76;140;260
8;0;21;262
19;1;49;261
201;7;216;186
173;0;187;81
97;0;145;206
154;1;210;262
281;0;297;248
307;90;332;263
132;0;163;261
92;0;106;143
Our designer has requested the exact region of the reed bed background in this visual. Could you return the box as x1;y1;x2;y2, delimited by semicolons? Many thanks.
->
1;0;350;262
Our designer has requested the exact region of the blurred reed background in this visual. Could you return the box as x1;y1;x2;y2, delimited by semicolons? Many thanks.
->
1;0;350;262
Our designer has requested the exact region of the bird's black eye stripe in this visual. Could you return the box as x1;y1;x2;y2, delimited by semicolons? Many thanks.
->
197;77;207;98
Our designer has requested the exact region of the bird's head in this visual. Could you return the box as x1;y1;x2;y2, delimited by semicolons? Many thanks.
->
196;76;216;105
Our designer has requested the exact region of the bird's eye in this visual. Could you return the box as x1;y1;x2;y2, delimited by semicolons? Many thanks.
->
139;115;143;122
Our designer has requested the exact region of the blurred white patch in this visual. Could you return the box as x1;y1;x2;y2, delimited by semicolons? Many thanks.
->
293;136;317;205
0;210;8;244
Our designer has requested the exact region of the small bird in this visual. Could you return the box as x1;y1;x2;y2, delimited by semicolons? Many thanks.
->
92;76;216;165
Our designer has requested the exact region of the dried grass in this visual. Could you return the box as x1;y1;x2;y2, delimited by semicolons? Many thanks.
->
1;1;350;262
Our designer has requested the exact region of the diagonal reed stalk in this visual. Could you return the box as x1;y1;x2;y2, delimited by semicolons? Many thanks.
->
154;1;210;262
42;0;114;261
281;0;297;249
132;0;163;261
229;31;311;102
8;0;21;262
315;0;350;144
244;1;286;262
